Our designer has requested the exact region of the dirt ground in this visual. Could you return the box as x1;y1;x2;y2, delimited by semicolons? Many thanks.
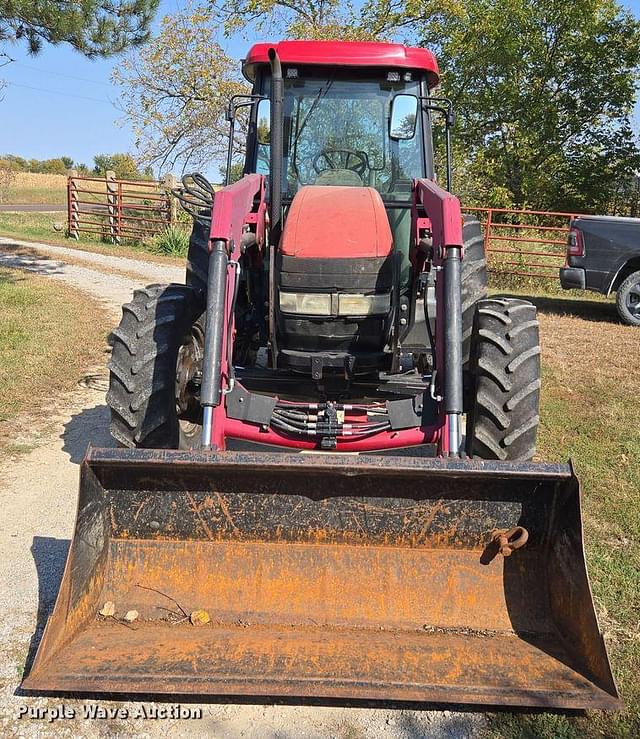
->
0;238;486;738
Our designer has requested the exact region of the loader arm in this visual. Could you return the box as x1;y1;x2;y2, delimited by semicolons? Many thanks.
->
200;174;266;449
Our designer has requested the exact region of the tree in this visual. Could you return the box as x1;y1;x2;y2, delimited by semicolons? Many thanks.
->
422;0;640;212
113;7;247;174
0;0;160;57
93;153;149;179
210;0;376;39
37;158;68;174
207;0;640;213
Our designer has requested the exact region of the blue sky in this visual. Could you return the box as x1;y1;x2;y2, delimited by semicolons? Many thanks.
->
1;0;639;175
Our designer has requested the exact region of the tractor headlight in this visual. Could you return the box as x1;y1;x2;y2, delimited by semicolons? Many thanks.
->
279;292;332;316
337;293;390;316
279;292;390;317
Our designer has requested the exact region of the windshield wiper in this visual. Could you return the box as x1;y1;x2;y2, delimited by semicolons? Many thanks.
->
292;77;335;155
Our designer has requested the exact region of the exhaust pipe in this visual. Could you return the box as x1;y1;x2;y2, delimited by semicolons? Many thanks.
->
268;47;283;237
267;48;283;366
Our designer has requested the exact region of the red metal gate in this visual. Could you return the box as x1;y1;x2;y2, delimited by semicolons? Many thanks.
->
465;207;580;279
67;174;176;243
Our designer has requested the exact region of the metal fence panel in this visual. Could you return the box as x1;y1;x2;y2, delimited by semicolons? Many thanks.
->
68;173;176;243
465;207;580;280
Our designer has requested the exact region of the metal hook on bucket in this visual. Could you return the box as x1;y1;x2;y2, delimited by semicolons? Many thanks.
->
492;526;529;557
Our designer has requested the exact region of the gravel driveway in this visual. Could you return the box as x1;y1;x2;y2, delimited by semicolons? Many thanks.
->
0;237;485;738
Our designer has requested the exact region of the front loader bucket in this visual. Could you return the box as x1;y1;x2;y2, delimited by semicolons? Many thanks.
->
24;448;620;709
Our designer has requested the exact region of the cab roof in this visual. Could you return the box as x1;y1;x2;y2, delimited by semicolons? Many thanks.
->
243;40;440;88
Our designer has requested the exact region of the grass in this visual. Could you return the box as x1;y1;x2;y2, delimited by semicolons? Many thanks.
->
486;290;640;738
0;172;68;204
0;267;110;452
150;223;190;256
0;211;183;265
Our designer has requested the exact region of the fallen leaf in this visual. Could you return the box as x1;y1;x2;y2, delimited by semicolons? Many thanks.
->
190;609;210;626
124;610;139;622
99;601;115;617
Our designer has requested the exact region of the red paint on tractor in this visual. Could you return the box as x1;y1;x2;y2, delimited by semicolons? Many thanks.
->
414;179;464;256
280;186;393;259
209;173;265;254
205;174;267;449
243;40;440;85
224;417;439;452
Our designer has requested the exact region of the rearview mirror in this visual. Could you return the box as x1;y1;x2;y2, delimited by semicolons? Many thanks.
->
256;99;271;145
389;94;418;140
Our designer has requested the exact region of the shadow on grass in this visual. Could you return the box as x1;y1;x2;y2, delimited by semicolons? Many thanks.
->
496;293;619;324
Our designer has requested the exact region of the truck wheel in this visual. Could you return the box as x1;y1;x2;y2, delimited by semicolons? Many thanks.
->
461;217;489;365
466;298;541;461
107;284;205;450
615;270;640;326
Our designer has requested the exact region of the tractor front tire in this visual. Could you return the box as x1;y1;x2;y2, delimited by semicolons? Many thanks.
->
466;298;541;461
461;216;489;365
107;284;205;450
185;219;209;293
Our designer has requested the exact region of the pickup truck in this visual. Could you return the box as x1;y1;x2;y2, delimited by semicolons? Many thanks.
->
560;215;640;326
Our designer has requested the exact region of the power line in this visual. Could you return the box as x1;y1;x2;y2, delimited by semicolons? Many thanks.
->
13;61;113;87
5;80;115;106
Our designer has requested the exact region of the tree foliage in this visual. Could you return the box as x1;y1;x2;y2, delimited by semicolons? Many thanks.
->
113;7;247;174
115;0;639;213
93;153;152;179
0;0;159;57
208;0;640;213
424;0;640;213
0;154;74;174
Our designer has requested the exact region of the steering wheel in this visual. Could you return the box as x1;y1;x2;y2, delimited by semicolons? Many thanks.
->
312;148;369;177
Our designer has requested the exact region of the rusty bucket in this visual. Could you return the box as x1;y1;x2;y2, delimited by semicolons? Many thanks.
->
24;448;620;709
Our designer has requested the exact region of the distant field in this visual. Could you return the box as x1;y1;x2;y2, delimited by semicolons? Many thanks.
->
0;172;68;205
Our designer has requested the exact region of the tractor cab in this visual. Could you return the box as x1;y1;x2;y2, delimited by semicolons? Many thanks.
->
231;41;448;379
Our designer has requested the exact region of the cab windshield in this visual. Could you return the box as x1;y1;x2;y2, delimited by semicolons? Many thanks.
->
256;69;426;202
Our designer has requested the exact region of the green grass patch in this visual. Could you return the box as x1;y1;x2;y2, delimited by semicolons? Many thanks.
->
0;268;110;450
0;211;183;265
487;290;640;738
150;223;190;257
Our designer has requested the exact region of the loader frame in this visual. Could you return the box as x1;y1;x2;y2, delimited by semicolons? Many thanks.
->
200;50;466;454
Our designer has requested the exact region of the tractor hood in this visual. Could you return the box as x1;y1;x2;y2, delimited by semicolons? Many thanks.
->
280;186;393;259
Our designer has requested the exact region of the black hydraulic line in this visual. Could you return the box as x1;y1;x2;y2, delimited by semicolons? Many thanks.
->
271;418;309;434
424;281;435;358
267;47;283;368
275;410;311;423
225;116;235;187
445;124;453;192
200;239;229;408
443;246;463;415
226;260;241;381
173;173;215;223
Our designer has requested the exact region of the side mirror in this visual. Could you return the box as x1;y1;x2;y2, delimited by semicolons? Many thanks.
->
256;99;271;145
389;94;419;140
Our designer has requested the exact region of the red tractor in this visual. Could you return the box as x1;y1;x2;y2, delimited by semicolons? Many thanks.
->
26;40;619;711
